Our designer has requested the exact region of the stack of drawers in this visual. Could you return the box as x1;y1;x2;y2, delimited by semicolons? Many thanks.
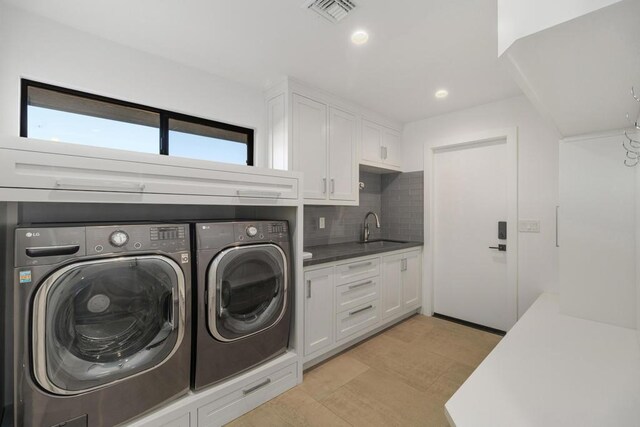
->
335;258;381;342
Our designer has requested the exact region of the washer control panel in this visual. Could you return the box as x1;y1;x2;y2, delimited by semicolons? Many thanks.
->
86;224;189;255
109;230;129;247
246;225;258;237
150;226;186;241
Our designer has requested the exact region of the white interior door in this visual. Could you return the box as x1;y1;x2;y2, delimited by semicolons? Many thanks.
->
433;138;516;331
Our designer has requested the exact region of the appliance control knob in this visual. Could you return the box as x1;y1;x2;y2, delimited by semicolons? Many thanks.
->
246;226;258;237
109;230;129;247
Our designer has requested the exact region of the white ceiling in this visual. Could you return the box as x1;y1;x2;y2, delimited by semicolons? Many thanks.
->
3;0;522;123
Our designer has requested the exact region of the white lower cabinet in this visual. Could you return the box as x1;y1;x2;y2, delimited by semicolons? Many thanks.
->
382;250;423;319
127;354;299;427
336;277;379;313
336;300;380;342
304;266;335;356
303;247;422;363
197;362;298;426
402;250;422;310
162;414;191;427
381;254;403;319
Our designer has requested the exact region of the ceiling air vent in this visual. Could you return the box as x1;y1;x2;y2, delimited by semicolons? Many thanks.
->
306;0;356;23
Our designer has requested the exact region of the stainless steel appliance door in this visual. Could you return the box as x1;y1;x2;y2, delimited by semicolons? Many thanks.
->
207;244;288;342
32;255;185;395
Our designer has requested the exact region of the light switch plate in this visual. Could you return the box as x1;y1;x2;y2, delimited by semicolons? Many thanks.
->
518;220;540;233
319;217;325;229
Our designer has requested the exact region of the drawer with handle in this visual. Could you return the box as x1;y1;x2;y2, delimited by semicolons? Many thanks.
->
336;300;380;342
336;257;380;285
197;361;297;426
336;277;379;313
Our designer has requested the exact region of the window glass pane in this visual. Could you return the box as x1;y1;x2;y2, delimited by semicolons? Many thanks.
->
169;118;250;165
26;86;160;154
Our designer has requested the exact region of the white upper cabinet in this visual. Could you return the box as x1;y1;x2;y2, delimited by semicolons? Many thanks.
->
266;78;403;204
291;95;357;204
382;127;401;168
360;119;402;172
0;136;301;206
292;94;328;200
328;107;357;202
361;120;383;163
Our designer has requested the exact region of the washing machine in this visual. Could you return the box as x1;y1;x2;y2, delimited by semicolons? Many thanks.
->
12;224;191;427
192;221;292;390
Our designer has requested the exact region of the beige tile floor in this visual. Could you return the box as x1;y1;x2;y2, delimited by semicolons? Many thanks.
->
227;315;501;427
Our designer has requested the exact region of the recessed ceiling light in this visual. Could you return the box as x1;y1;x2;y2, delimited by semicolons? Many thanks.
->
435;89;449;99
351;30;369;45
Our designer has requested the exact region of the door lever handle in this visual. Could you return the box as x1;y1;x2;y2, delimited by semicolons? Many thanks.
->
489;244;507;252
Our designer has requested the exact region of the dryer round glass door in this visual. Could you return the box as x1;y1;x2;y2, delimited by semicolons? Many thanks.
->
208;244;288;342
32;255;186;395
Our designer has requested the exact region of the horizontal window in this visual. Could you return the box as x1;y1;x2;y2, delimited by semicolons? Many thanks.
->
21;80;254;166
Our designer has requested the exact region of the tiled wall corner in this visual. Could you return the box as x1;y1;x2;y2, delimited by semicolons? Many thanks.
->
381;171;424;242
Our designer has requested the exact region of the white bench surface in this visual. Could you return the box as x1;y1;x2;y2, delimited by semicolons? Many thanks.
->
445;293;640;427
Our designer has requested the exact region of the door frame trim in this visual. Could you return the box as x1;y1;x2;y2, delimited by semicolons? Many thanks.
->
423;127;519;331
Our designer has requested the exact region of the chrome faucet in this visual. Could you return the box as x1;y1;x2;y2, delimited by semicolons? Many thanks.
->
362;211;381;242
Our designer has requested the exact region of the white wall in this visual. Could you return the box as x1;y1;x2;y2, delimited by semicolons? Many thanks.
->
0;4;267;166
559;132;636;329
497;0;623;55
635;139;640;337
403;95;560;317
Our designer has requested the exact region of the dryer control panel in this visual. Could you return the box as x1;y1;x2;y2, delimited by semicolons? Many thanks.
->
232;221;289;243
196;220;290;250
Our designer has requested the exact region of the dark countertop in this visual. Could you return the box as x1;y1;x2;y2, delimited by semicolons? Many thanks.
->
303;240;423;267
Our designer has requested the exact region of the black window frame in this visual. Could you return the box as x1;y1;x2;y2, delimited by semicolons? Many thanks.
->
20;79;255;166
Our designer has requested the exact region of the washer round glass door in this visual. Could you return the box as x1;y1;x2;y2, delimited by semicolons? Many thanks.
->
32;255;185;395
208;244;288;342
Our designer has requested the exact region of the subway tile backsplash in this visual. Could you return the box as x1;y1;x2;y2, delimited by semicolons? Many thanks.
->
304;170;423;247
381;170;424;242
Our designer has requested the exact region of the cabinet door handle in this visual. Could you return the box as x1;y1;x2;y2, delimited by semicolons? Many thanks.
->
242;378;271;395
236;190;282;198
331;178;335;194
306;280;312;299
348;261;372;269
381;146;385;160
349;305;374;316
348;280;373;290
555;205;560;248
401;259;407;271
55;178;145;192
322;178;327;194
